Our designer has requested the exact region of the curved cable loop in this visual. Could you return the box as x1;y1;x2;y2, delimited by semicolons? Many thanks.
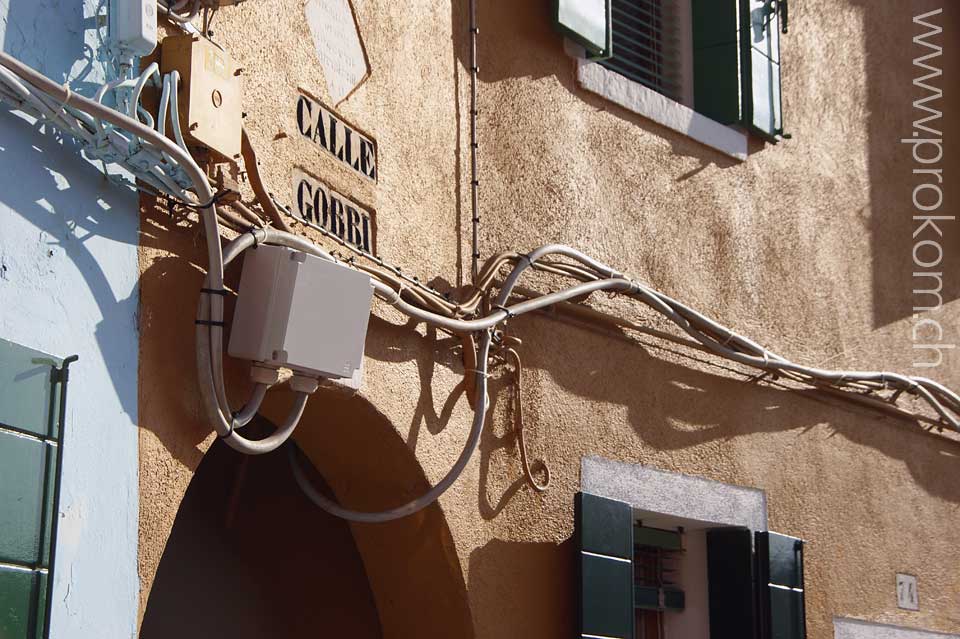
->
287;328;496;522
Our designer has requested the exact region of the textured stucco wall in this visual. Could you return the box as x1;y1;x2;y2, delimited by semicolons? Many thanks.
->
0;1;140;636
137;1;960;638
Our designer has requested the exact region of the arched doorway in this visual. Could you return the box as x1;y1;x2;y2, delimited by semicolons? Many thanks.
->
141;388;475;639
140;417;383;638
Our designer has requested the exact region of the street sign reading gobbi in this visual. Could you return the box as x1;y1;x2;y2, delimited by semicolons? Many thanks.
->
290;168;376;255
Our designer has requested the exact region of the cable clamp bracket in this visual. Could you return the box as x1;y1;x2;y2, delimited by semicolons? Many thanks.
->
493;304;515;319
221;412;240;439
183;190;231;211
53;82;73;121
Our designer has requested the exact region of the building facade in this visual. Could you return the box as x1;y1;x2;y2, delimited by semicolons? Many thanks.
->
1;1;958;638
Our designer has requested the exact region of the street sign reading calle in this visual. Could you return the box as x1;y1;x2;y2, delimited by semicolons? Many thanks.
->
296;91;377;182
291;168;376;254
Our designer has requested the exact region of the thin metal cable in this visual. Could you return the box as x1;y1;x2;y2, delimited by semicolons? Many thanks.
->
468;0;480;283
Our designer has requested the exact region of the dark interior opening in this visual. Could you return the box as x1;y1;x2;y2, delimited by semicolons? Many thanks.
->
140;418;383;639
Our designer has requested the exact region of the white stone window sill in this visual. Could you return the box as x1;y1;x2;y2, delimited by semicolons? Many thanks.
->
576;58;748;161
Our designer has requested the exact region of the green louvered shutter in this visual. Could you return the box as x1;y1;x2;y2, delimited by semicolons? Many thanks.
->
706;527;757;639
691;0;741;124
576;492;634;639
692;0;787;140
756;532;806;639
0;338;75;639
739;0;786;141
554;0;613;59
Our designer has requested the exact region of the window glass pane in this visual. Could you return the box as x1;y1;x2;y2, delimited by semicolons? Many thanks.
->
0;432;49;566
0;566;43;639
0;339;61;439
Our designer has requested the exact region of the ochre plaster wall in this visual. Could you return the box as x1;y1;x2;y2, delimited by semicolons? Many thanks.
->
138;1;960;637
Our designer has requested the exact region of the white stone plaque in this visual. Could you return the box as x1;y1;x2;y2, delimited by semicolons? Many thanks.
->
304;0;370;104
896;573;919;611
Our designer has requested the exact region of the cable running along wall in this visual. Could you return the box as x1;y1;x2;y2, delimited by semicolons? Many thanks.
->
2;15;960;523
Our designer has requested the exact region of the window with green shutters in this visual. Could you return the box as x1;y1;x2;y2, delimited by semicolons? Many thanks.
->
0;338;76;639
555;0;790;144
576;492;806;639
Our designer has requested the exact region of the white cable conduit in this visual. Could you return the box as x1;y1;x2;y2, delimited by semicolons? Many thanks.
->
158;0;201;24
166;71;190;153
3;49;960;523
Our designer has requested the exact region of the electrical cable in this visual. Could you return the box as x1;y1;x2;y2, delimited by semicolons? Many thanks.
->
160;0;201;23
166;71;189;154
240;128;293;232
229;200;268;228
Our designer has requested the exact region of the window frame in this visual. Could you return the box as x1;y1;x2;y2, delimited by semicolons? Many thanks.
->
577;456;773;639
561;0;793;160
574;52;749;159
0;338;76;639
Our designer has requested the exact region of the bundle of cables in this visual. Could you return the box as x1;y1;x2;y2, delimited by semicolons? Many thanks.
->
2;48;959;524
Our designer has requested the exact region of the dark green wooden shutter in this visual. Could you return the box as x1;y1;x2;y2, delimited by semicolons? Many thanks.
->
576;492;634;639
739;0;785;141
756;532;806;639
554;0;613;59
0;338;75;639
692;0;786;140
706;527;757;639
691;0;741;124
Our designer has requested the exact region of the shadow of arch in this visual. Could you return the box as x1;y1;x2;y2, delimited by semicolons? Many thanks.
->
259;386;476;639
140;416;383;638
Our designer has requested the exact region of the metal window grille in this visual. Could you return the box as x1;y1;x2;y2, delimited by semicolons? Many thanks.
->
599;0;680;100
634;526;685;639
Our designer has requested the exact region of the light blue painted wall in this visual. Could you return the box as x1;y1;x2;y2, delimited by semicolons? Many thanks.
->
0;1;140;637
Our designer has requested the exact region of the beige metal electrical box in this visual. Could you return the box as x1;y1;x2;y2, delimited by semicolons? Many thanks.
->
160;34;242;160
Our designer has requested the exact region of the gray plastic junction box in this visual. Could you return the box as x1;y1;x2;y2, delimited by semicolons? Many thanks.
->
228;245;373;383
